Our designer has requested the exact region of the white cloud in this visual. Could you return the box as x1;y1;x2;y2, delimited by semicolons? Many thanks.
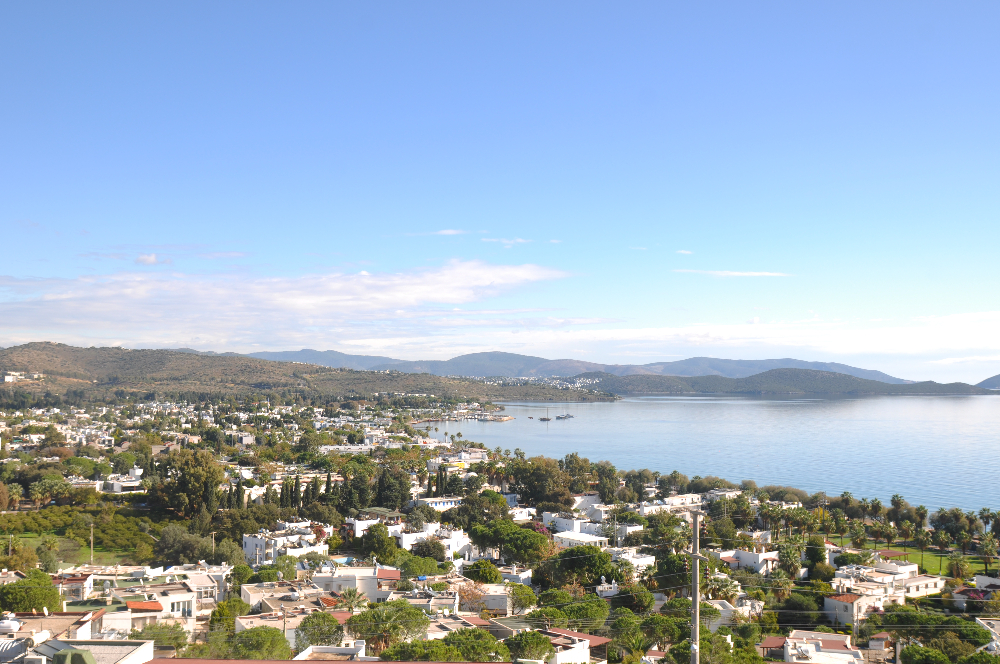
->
482;238;531;248
0;260;566;349
433;229;467;235
135;254;170;265
674;269;790;277
676;249;693;254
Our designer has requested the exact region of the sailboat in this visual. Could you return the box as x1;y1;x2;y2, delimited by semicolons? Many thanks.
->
539;408;551;422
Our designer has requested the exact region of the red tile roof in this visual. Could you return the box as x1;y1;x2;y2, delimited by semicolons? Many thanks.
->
462;616;491;626
377;569;401;580
329;611;353;624
319;597;339;608
759;637;787;649
545;628;611;647
827;594;861;603
126;601;164;611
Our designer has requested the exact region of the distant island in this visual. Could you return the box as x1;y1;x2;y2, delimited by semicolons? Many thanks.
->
0;343;992;405
576;368;992;396
243;349;912;384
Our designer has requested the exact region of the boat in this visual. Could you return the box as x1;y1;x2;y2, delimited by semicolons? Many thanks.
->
539;408;551;422
555;414;574;420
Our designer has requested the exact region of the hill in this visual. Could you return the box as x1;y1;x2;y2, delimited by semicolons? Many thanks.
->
977;373;1000;390
245;349;399;371
154;347;909;383
577;368;990;395
0;342;612;403
366;352;908;383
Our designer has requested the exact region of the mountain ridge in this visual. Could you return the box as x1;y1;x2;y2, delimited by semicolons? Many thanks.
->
977;373;1000;390
241;349;912;384
580;369;990;396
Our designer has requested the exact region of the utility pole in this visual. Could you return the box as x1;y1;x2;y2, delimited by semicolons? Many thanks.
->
210;532;216;556
690;510;708;664
90;523;94;564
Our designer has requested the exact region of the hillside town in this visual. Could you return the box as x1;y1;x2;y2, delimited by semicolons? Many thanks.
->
0;395;996;664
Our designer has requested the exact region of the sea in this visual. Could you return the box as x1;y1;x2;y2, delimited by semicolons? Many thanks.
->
428;395;1000;512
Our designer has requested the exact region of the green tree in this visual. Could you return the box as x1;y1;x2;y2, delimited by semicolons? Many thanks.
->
470;519;549;564
505;630;556;661
441;628;510;662
947;552;971;580
361;523;398;563
610;582;655;613
443;490;510;531
345;599;430;654
209;597;251;632
464;559;503;584
0;569;61;613
525;607;570;629
214;538;245;566
901;646;951;664
335;587;368;613
411;539;446;562
535;545;619;589
640;614;684;650
978;533;997;573
230;564;254;592
230;625;292;660
274;554;298;582
154;524;212;565
151;449;226;517
563;593;611;632
130;622;189;649
507;582;537;614
378;640;463;662
295;611;345;651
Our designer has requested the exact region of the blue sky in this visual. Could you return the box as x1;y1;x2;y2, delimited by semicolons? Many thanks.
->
2;2;999;382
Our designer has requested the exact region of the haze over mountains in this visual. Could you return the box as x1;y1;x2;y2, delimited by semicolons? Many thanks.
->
246;349;912;384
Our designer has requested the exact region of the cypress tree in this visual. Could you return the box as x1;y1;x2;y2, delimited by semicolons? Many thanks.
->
294;476;301;507
325;472;332;501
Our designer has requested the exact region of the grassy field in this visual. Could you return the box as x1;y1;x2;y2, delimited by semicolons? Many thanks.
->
828;535;993;577
18;534;132;567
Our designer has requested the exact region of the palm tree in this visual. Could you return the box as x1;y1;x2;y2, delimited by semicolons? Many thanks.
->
898;521;914;551
769;570;794;601
915;505;929;529
850;521;867;550
884;525;898;549
336;587;368;613
914;530;931;572
870;498;884;524
859;498;871;523
933;529;951;554
979;533;997;574
979;508;994;532
891;494;905;515
947;552;971;581
835;518;849;546
841;492;854;508
957;530;972;554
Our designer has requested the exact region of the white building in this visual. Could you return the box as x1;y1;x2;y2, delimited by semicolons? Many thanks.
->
415;495;464;512
783;633;864;664
710;549;780;575
552;532;609;549
242;521;332;565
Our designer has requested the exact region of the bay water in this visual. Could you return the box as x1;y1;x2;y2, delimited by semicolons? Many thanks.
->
433;395;1000;512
